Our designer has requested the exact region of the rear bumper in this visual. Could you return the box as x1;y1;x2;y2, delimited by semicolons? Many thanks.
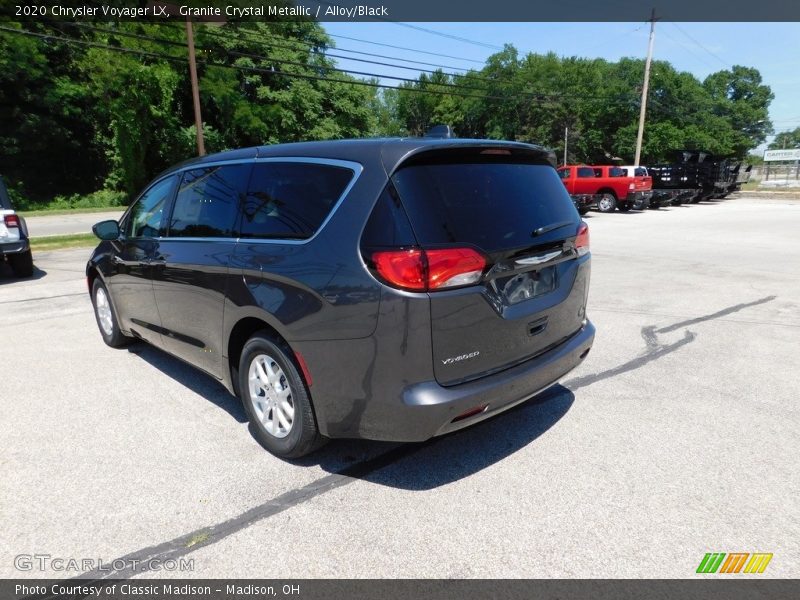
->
390;321;595;442
626;191;652;209
0;239;29;255
570;194;600;211
650;190;677;207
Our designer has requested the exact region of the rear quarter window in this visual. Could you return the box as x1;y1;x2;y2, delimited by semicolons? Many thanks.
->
240;162;354;240
391;161;578;253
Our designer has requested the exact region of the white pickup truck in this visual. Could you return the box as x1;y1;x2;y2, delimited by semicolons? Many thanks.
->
0;176;33;277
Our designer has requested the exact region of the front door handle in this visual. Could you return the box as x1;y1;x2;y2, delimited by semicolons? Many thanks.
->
112;255;146;267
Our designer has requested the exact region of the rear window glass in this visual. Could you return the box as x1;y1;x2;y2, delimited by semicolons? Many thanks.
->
635;167;648;176
391;162;578;252
241;162;354;239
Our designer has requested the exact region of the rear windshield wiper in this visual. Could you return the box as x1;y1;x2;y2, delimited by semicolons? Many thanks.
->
531;221;574;237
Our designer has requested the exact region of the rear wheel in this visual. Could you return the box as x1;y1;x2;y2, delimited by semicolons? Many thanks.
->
239;333;325;458
8;249;33;278
91;278;133;348
597;193;616;213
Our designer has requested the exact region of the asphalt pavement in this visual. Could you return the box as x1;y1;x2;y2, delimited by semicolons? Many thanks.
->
1;196;798;578
23;210;124;237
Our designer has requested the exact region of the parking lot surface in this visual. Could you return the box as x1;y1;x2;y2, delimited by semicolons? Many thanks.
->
2;197;798;578
23;210;124;237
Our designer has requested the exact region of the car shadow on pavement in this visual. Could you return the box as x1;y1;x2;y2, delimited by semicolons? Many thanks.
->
298;384;575;491
126;342;248;423
0;263;47;283
124;333;574;490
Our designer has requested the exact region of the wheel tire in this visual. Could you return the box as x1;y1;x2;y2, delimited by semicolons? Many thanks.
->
9;249;33;278
597;193;617;213
91;278;133;348
618;203;631;212
239;332;326;458
578;207;590;216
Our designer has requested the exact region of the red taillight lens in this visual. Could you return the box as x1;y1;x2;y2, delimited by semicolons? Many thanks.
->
371;247;487;292
575;222;590;257
4;214;20;228
372;249;426;291
426;248;486;290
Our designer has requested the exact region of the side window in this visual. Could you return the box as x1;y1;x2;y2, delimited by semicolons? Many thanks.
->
169;165;251;238
558;169;570;179
577;167;595;178
360;184;417;250
124;176;176;238
609;167;626;177
241;162;354;240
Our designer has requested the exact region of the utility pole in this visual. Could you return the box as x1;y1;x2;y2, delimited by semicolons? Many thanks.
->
564;126;568;165
634;8;658;167
185;17;205;156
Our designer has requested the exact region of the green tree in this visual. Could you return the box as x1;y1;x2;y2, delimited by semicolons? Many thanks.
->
768;127;800;149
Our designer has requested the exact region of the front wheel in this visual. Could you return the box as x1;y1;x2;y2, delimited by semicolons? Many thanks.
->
578;207;590;216
9;249;33;278
91;278;133;348
239;333;326;458
597;194;617;213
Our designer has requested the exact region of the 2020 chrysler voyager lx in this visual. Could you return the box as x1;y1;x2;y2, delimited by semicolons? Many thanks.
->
87;138;595;457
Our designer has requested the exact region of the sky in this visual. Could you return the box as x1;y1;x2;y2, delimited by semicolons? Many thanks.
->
323;22;800;152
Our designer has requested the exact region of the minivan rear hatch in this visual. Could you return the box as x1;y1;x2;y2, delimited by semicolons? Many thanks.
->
391;148;590;386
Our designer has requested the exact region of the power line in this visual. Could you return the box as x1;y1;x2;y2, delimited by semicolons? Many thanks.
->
325;32;485;64
194;23;478;72
56;23;496;93
391;23;503;51
670;23;731;69
171;23;486;78
47;23;646;106
0;26;541;103
658;27;719;70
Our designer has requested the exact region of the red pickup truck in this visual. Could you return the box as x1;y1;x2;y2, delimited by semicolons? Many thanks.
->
557;165;652;213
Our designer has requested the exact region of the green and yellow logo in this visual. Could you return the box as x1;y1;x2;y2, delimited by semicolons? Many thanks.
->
697;552;773;574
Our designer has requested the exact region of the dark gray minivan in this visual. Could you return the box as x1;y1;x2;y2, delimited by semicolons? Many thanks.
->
88;138;594;457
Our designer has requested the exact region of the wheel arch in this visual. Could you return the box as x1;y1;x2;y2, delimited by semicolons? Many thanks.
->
597;187;618;199
227;316;310;396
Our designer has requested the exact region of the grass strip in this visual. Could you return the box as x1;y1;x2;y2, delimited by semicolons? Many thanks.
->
30;233;97;251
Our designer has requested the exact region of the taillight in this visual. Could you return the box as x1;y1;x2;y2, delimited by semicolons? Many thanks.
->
373;249;426;291
371;247;486;292
576;222;590;257
426;248;486;289
4;214;20;228
628;182;636;190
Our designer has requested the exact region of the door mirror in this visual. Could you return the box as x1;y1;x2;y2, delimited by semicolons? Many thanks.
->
92;219;120;241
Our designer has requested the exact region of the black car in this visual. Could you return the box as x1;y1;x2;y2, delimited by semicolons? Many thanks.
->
0;176;33;278
87;138;595;457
